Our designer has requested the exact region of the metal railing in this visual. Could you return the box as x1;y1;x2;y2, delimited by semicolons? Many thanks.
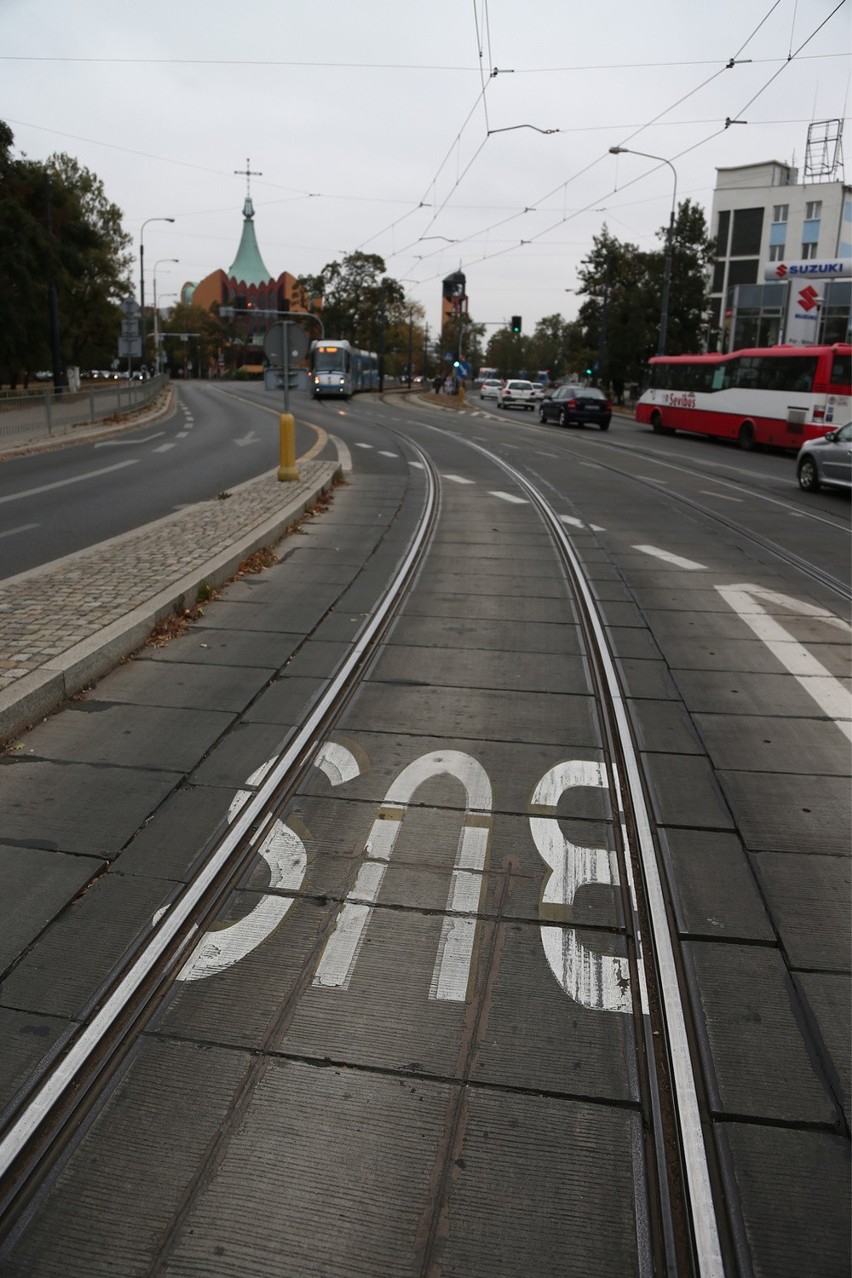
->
0;375;168;444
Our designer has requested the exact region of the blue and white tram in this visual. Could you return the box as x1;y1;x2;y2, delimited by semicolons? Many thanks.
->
310;340;379;399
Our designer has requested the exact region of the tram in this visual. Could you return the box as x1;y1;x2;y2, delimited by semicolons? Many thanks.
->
310;340;379;399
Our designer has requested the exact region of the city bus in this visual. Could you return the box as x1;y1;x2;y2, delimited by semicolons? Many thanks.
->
309;340;379;399
635;343;851;450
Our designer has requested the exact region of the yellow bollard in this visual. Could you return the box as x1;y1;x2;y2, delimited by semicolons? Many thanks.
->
278;412;299;482
457;385;465;406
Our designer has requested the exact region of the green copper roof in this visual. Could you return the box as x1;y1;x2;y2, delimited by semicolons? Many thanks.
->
228;196;273;285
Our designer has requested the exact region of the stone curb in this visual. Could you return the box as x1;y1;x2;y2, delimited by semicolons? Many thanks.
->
0;460;341;744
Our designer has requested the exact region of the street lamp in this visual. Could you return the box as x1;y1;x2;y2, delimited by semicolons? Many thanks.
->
139;217;175;368
153;260;179;374
609;146;678;355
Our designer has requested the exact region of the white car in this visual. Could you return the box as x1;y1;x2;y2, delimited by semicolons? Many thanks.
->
497;379;536;411
529;383;548;403
479;378;502;400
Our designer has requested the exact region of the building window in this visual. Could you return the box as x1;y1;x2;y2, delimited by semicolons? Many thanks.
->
769;243;785;261
801;242;818;260
731;207;763;256
772;204;788;223
805;200;822;220
716;210;730;256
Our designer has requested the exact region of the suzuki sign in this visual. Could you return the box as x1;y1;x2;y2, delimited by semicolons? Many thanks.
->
763;259;852;281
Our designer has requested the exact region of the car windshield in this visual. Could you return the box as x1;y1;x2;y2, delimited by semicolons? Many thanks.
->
509;381;533;390
568;386;605;400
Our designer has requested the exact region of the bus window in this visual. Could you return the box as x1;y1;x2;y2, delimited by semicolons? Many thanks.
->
829;352;851;388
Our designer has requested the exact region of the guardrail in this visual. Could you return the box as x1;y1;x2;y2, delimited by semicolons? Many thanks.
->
0;375;168;444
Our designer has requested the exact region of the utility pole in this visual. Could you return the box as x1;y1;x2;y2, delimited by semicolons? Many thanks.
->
45;175;64;392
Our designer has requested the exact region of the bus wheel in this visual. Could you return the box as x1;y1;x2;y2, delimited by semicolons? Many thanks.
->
738;422;756;450
651;411;664;433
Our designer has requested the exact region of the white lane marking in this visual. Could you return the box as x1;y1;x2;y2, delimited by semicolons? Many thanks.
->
234;431;258;447
698;489;742;502
530;760;630;1013
409;460;425;469
717;584;852;741
633;545;707;571
330;435;353;472
94;431;166;448
176;431;189;439
378;450;398;458
354;442;374;449
314;751;492;1001
0;460;138;505
444;474;475;484
153;743;365;982
0;522;39;540
488;491;527;505
560;515;587;529
590;524;606;532
152;442;177;453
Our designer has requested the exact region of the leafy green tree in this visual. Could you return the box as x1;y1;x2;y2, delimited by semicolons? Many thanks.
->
651;198;714;354
0;122;133;385
298;252;407;354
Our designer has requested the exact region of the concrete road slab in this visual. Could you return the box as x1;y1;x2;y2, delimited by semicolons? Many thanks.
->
0;844;104;973
659;830;775;942
189;721;294;788
294;732;611;818
115;783;235;882
642;753;735;828
469;920;636;1101
0;758;182;857
370;645;590;695
135;624;302;668
687;940;839;1124
241;675;327;725
0;871;176;1019
19;702;234;771
721;1123;850;1278
751;851;851;970
387;614;584;655
627;698;705;755
437;1088;646;1277
344;684;601;748
399;590;577;624
0;1006;71;1104
672;668;844;717
719;771;850;855
189;593;339;633
796;971;851;1119
1;1037;248;1278
160;1059;455;1278
695;713;849;776
82;658;275;711
615;658;683;700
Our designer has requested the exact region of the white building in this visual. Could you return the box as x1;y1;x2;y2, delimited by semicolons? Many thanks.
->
707;160;851;350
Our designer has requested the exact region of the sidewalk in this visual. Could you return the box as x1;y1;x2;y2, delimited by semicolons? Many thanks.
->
0;432;340;743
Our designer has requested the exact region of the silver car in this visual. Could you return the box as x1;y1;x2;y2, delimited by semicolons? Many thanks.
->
796;422;852;492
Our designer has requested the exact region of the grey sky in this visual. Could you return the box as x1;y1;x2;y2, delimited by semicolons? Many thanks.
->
2;0;849;336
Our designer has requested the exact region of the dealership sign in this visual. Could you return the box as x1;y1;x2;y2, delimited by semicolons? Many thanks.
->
763;259;852;281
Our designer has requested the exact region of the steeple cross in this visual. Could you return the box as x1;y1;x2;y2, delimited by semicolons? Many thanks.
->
234;158;262;197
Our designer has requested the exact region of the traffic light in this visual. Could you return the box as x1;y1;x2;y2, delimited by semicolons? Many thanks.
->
511;316;522;334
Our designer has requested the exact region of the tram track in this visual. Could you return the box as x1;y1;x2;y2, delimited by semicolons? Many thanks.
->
4;400;832;1274
0;440;441;1246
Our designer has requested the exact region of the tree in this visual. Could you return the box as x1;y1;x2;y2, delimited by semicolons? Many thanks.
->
298;252;406;354
0;121;133;386
652;198;714;354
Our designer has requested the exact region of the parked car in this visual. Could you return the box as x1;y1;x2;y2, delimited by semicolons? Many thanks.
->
539;383;612;431
479;378;503;400
497;379;536;411
529;383;547;404
796;422;852;492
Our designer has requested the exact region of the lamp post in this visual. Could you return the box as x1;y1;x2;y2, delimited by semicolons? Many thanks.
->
609;147;677;355
139;217;175;369
153;261;179;374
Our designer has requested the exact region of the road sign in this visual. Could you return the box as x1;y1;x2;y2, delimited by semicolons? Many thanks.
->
120;296;140;316
457;360;470;379
264;322;309;366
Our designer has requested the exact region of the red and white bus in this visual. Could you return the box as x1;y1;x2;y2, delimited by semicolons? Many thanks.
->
635;343;851;450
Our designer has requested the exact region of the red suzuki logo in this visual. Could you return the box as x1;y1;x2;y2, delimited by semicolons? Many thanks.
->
775;263;788;277
798;285;820;312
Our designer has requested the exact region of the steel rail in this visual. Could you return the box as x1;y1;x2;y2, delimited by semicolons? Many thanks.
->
0;440;440;1235
410;422;727;1277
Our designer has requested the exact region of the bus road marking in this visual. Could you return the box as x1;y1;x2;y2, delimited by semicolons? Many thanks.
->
632;546;707;571
489;491;527;504
443;474;475;484
698;489;743;502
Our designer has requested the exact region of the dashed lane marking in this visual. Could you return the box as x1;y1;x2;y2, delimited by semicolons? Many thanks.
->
0;460;138;504
632;545;707;570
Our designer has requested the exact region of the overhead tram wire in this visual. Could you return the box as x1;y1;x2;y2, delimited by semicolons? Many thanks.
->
383;1;850;291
